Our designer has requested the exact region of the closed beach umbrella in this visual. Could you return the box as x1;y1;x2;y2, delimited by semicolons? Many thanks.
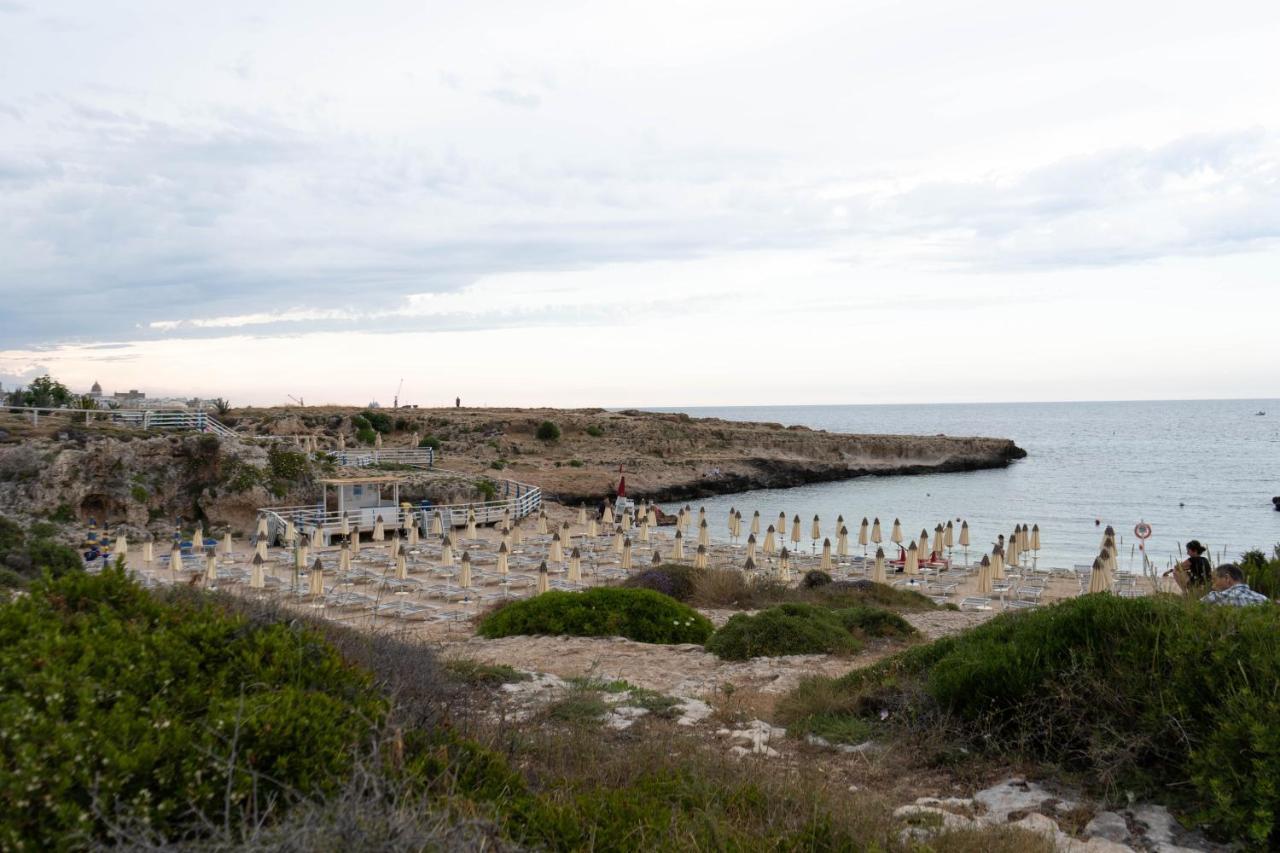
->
577;504;587;526
459;552;473;589
587;518;599;538
1007;531;1020;568
651;550;662;567
339;542;352;573
340;513;351;538
991;546;1005;580
647;506;657;528
744;556;757;572
440;536;454;567
351;530;362;556
694;544;708;570
466;514;477;540
602;505;615;526
511;521;523;546
835;515;844;539
338;433;346;450
778;548;791;582
777;512;788;541
790;515;802;547
388;533;400;560
497;542;509;576
673;530;685;560
698;507;707;527
395;552;408;580
944;521;954;549
1089;556;1109;593
143;534;154;567
309;557;325;596
977;555;993;594
890;519;903;545
959;521;970;547
220;529;233;557
871;518;883;545
933;524;944;558
746;533;757;561
169;540;183;572
373;515;385;542
116;532;129;560
568;547;582;583
407;519;419;547
1019;524;1030;553
500;527;512;551
872;547;887;584
283;520;295;546
537;512;548;535
820;538;832;570
751;511;761;536
550;532;564;563
763;525;777;556
1030;524;1041;552
698;519;710;548
918;530;930;560
621;537;633;570
431;512;444;536
256;515;268;540
859;518;870;548
250;553;265;589
734;510;743;540
905;542;919;575
296;537;309;570
837;525;849;557
205;548;218;583
728;507;737;536
374;431;383;448
255;536;268;561
811;515;822;545
192;523;204;551
639;521;650;544
536;562;549;594
612;530;625;554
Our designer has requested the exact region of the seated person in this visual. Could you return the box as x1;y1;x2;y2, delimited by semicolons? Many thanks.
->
1165;540;1212;592
1200;564;1270;607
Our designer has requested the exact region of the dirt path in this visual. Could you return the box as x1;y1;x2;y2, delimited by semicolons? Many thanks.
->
436;610;995;699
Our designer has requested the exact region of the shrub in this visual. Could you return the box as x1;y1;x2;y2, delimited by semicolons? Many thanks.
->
129;484;149;503
568;459;584;468
356;426;378;445
689;569;937;612
477;587;713;645
1240;546;1280;598
833;605;916;639
418;435;442;450
705;603;863;660
361;410;393;434
0;515;83;587
622;564;703;602
535;420;561;442
781;593;1280;846
475;478;498;501
585;424;604;437
802;569;833;588
0;567;386;849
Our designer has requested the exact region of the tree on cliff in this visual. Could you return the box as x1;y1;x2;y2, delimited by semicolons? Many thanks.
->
8;375;73;409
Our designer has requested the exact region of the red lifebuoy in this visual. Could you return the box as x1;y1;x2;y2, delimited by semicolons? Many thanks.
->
1134;522;1152;540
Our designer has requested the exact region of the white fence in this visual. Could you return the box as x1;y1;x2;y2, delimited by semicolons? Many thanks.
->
332;447;435;467
6;405;237;438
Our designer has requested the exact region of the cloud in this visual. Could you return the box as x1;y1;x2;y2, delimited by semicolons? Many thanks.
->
481;87;541;109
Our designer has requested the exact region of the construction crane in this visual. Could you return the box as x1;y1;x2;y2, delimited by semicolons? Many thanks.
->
393;378;403;410
287;394;304;407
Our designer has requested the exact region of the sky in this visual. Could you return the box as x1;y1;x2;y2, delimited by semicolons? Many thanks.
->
1;0;1279;407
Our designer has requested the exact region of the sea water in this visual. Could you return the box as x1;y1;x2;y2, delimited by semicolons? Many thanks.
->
652;400;1280;571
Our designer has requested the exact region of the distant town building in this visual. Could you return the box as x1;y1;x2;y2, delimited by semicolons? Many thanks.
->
82;381;213;411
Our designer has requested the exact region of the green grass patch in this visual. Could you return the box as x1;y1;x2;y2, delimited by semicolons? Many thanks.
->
443;658;531;686
477;587;713;644
707;603;862;660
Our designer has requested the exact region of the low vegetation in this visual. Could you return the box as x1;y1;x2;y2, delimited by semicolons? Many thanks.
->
0;515;81;589
689;566;938;611
477;587;714;644
535;420;561;442
777;593;1280;848
706;602;915;660
1241;544;1280;597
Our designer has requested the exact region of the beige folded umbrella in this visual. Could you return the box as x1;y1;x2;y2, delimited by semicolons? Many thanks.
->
933;524;944;557
338;542;352;573
734;511;743;540
622;510;634;532
389;534;400;560
143;534;154;567
745;533;757;561
351;530;361;556
550;532;564;563
890;519;903;544
872;547;887;584
466;515;478;540
511;522;523;546
577;504;587;526
1030;524;1041;552
1019;524;1030;554
959;520;971;564
976;555;993;594
694;544;708;570
204;548;217;582
537;512;548;535
790;515;802;546
372;516;385;542
255;537;267;561
697;507;707;527
250;553;265;589
587;518;599;538
612;530;624;554
991;546;1006;580
905;542;919;576
374;431;383;448
811;515;822;545
835;515;844;541
309;557;325;596
496;542;509;576
192;523;204;551
647;506;657;527
169;540;183;573
859;518;870;548
777;512;788;541
639;522;650;544
568;547;582;583
727;507;737;535
621;537;633;570
340;513;351;538
673;529;685;560
698;519;710;548
820;538;832;570
407;519;419;547
116;532;129;560
836;526;849;557
459;552;473;589
283;519;295;546
536;561;549;594
256;515;268;539
440;536;454;567
918;530;930;560
602;505;615;526
395;552;408;580
430;512;444;536
220;530;233;557
1089;555;1109;593
944;521;954;550
296;537;309;570
750;511;761;536
338;433;346;450
744;556;757;572
871;517;883;544
1007;531;1020;568
778;547;791;582
762;525;776;556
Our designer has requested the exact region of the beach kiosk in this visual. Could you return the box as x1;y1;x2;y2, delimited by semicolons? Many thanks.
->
314;474;407;545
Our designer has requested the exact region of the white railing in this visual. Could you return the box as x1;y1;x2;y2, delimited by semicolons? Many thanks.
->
5;405;237;438
258;478;541;545
331;447;435;467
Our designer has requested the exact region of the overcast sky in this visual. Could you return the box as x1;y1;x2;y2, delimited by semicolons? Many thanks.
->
2;0;1278;407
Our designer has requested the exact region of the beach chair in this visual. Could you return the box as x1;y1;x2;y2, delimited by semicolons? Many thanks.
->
1004;598;1038;611
960;597;994;611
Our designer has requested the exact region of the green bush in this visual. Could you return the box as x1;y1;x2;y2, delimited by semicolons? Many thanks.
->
477;588;713;644
418;435;442;451
535;420;561;442
706;603;863;660
585;424;604;437
1240;546;1280;598
129;484;149;504
356;426;378;445
361;410;393;434
784;593;1280;847
0;515;83;587
0;567;386;849
833;604;916;639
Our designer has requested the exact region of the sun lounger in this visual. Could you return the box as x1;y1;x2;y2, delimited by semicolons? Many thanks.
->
960;597;994;611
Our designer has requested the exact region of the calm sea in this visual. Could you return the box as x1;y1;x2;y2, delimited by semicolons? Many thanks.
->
652;400;1280;571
